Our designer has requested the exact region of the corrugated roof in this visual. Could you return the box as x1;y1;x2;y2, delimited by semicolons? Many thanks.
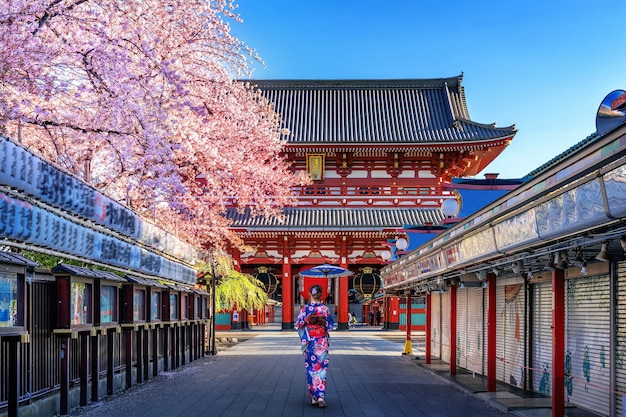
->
251;76;516;144
226;208;444;230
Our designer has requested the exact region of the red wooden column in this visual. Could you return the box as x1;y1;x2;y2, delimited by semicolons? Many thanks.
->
552;268;565;417
487;272;497;391
450;283;457;375
231;248;242;272
338;236;349;330
388;296;400;330
425;291;432;364
281;236;294;330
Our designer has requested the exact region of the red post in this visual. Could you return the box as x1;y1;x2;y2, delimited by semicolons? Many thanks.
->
406;293;412;339
281;237;293;330
425;292;431;364
388;296;400;330
338;276;349;329
487;273;497;391
450;284;457;375
338;237;349;330
552;268;565;417
403;292;413;354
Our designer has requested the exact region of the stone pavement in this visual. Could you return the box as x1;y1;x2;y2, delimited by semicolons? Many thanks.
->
67;324;598;417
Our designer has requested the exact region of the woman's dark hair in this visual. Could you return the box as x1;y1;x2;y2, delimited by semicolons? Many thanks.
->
309;284;323;300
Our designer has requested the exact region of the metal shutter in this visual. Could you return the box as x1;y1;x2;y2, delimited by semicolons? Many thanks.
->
616;261;626;416
496;282;526;388
441;291;451;363
530;280;552;396
565;274;610;415
430;292;442;359
466;287;485;376
456;287;468;369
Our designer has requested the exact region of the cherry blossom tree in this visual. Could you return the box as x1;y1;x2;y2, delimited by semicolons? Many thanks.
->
0;0;307;249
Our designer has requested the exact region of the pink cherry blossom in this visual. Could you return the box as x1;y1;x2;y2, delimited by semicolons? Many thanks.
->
0;0;308;250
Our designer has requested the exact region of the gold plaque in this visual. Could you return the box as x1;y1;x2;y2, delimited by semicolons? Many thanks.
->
306;154;325;180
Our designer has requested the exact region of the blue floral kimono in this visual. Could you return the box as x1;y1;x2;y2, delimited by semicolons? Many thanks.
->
296;302;334;400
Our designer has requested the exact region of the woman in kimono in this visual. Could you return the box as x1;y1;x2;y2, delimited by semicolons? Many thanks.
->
296;284;334;408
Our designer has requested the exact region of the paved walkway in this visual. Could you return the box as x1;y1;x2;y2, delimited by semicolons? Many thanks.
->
67;325;598;417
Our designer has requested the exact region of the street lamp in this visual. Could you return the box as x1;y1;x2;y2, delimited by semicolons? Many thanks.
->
395;237;408;252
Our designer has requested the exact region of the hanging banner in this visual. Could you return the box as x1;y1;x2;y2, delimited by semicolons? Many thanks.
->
0;137;198;265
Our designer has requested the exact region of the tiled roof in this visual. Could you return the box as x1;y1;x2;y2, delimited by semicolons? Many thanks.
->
51;263;126;281
250;76;516;145
125;274;168;288
525;132;599;178
226;208;444;231
0;251;38;267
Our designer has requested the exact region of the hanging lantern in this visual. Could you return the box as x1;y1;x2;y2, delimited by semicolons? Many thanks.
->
254;266;278;296
352;267;381;300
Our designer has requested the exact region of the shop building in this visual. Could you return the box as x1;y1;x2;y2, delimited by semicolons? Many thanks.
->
381;90;626;417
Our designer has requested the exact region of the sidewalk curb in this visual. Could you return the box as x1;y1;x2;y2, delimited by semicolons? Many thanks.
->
400;354;510;414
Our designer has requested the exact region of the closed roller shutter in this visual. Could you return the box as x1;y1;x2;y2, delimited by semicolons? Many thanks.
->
430;292;442;359
456;287;467;369
616;261;626;416
530;280;552;396
565;274;610;415
484;284;489;376
496;282;526;388
441;291;451;363
466;287;485;375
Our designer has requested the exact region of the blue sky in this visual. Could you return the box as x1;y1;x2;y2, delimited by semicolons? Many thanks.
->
233;1;626;179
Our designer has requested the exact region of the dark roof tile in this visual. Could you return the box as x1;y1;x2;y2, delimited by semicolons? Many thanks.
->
51;264;126;281
250;76;516;145
226;208;444;230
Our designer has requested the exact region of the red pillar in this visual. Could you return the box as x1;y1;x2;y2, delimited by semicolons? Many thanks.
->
338;237;349;330
487;272;497;391
405;293;412;337
388;296;399;330
231;249;242;272
281;237;293;330
552;268;565;417
425;291;431;364
450;284;457;375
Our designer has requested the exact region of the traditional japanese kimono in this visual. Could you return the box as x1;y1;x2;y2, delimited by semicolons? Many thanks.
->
296;302;334;401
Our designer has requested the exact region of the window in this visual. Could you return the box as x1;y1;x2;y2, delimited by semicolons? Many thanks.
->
201;297;208;319
71;281;92;325
100;285;117;323
195;296;201;319
151;291;161;321
181;294;188;320
358;186;380;195
133;289;146;321
0;273;17;327
169;293;178;320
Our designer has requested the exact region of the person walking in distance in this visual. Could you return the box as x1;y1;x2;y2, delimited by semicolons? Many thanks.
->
375;309;381;326
369;310;374;326
296;284;334;408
